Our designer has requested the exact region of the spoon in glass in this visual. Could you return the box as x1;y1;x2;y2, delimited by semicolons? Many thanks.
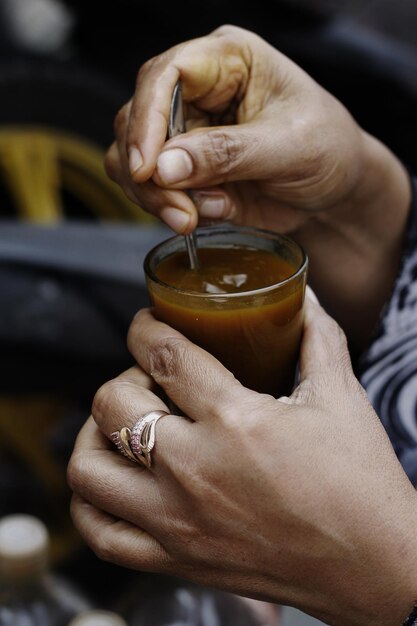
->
168;80;199;271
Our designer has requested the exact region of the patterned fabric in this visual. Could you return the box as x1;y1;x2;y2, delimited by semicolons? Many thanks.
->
358;176;417;483
403;605;417;626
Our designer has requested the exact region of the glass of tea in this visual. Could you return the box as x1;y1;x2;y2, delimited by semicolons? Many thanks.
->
143;225;308;397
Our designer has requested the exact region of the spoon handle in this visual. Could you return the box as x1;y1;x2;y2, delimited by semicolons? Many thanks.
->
168;81;199;270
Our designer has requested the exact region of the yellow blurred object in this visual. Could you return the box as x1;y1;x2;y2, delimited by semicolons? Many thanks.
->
0;127;156;567
0;395;83;565
0;126;154;223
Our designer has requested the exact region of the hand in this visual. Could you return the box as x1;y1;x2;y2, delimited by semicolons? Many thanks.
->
105;24;370;234
68;294;417;626
104;24;411;349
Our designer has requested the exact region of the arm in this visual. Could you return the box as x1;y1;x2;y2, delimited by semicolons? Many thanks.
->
294;134;412;354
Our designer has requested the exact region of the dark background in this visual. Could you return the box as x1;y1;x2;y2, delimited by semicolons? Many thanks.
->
0;0;416;616
1;0;416;166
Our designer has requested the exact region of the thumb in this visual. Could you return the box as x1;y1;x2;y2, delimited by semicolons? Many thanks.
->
298;288;354;387
152;118;294;190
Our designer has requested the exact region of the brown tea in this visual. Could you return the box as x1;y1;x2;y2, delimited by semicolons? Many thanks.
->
146;242;306;396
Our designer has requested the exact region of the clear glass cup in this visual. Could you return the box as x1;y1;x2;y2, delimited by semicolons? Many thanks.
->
144;225;308;397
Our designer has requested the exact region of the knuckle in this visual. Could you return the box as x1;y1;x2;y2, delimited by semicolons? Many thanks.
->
204;129;244;179
67;452;90;495
217;397;240;426
143;544;172;574
288;115;328;182
103;148;119;181
135;58;154;83
135;54;166;84
113;104;129;137
215;384;253;425
148;335;189;381
90;529;119;564
68;457;117;514
92;379;122;424
212;24;238;37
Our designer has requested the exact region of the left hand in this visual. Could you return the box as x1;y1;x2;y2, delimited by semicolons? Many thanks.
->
68;297;417;626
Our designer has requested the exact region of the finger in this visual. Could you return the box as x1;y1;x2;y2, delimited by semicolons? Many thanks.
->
92;365;175;438
113;100;132;173
67;416;189;530
104;141;142;205
107;105;199;232
120;172;198;233
151;109;321;195
127;308;246;421
126;29;250;182
110;101;140;201
106;137;232;231
90;367;201;482
298;292;354;387
70;494;173;574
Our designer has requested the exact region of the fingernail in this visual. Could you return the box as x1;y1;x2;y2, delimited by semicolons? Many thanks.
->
193;193;227;219
129;147;143;174
160;207;191;233
157;149;193;185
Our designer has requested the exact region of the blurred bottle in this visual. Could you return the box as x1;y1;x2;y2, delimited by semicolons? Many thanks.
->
0;514;91;626
115;574;275;626
69;610;128;626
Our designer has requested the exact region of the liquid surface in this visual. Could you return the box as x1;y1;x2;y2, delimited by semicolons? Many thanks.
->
154;246;296;294
148;244;306;396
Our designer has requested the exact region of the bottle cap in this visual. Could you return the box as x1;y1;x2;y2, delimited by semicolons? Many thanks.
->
0;514;49;581
69;611;128;626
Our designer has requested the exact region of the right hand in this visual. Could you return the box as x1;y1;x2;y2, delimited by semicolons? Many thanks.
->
104;24;369;234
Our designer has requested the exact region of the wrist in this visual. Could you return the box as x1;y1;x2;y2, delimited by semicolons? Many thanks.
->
350;489;417;626
340;130;411;237
293;131;412;350
324;490;417;626
301;129;411;248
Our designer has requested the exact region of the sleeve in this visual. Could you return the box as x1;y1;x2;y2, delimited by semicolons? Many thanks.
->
403;606;417;626
358;175;417;483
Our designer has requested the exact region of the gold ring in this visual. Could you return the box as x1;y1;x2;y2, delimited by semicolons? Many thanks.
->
111;410;169;468
110;427;139;464
130;410;169;468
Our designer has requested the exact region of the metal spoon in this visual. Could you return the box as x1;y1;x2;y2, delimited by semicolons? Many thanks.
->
168;80;199;271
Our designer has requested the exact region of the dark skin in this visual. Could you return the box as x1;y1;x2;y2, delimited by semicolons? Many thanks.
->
68;24;416;626
69;296;417;626
104;24;411;352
